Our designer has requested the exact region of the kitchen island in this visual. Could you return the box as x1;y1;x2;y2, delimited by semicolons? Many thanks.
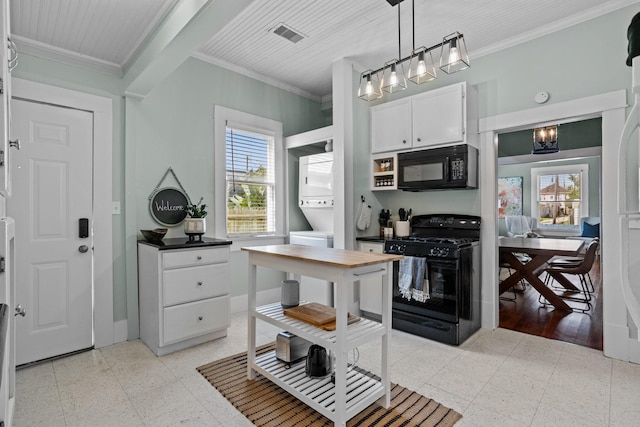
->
242;244;402;426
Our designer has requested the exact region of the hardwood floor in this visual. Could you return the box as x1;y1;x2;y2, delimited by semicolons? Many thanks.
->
499;255;603;350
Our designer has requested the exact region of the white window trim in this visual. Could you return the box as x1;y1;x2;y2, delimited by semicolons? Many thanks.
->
530;163;589;233
214;106;286;249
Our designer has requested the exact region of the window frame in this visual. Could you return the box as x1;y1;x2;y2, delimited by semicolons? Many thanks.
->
214;106;285;246
530;163;589;233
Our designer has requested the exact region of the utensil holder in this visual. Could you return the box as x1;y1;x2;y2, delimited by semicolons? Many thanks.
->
396;220;410;237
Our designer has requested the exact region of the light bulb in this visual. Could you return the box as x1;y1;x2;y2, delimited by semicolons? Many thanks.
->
416;52;426;76
448;38;460;64
389;64;398;86
366;79;373;95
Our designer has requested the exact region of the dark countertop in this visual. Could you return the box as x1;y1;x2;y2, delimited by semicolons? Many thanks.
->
356;236;385;243
138;237;232;250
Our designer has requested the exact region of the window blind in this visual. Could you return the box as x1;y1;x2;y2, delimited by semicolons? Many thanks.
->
225;127;276;235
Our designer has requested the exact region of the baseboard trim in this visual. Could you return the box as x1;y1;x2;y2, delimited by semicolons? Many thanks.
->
230;288;280;313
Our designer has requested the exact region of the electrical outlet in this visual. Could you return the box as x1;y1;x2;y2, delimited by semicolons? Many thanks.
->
112;201;121;215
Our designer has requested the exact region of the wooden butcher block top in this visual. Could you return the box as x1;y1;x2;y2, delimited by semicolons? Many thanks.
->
241;244;403;268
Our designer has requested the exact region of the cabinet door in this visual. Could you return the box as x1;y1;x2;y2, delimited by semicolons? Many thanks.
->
370;98;411;153
412;83;464;148
299;154;333;198
358;242;383;316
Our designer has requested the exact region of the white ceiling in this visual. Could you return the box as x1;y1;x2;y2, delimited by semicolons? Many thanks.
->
9;0;640;100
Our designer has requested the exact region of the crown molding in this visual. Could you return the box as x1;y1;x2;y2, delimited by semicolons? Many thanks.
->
12;35;123;77
191;52;322;103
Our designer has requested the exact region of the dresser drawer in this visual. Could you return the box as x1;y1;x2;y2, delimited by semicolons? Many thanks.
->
163;264;229;306
162;247;229;269
162;297;229;345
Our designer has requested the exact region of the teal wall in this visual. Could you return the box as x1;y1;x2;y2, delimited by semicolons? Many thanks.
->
126;57;326;314
354;5;634;232
498;118;602;157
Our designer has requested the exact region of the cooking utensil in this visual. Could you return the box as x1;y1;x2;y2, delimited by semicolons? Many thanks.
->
399;208;406;221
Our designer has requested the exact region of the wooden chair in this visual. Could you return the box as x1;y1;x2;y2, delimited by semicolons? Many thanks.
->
539;239;599;312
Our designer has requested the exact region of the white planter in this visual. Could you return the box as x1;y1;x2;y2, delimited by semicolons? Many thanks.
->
184;218;206;235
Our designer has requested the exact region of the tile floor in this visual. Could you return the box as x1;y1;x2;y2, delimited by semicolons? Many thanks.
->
14;312;640;426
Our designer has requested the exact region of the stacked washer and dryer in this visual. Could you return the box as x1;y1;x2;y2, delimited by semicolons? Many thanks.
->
290;152;334;306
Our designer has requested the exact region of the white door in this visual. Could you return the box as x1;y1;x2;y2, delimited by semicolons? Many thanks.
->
9;98;93;365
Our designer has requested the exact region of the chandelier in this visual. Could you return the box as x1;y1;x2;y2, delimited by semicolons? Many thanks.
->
357;0;470;101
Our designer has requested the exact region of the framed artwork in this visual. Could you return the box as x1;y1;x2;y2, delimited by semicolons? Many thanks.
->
498;176;523;218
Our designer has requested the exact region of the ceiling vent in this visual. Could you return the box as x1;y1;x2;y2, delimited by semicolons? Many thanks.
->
272;23;305;43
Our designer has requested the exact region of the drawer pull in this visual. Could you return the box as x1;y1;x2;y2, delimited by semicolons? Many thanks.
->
353;268;386;277
197;281;203;286
198;316;203;321
196;256;202;260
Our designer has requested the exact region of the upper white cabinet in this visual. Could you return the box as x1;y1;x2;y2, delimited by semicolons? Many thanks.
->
370;98;411;153
0;0;15;198
370;82;477;154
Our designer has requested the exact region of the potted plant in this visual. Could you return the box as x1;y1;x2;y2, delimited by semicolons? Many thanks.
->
184;197;207;239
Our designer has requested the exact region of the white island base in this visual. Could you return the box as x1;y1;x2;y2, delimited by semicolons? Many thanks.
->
242;244;402;426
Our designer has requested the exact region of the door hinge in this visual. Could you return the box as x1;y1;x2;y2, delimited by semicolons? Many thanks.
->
0;257;5;273
0;150;4;166
0;77;3;94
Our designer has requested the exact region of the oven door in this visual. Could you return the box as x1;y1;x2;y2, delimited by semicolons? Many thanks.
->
392;257;462;323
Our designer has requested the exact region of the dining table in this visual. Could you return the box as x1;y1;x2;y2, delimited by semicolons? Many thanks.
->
499;237;585;311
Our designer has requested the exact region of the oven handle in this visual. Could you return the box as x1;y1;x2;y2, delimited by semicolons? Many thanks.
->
353;268;386;277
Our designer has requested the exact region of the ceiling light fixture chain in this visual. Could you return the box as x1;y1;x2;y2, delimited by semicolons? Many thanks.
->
357;0;470;101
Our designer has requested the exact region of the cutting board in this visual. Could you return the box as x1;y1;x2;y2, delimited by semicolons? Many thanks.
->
283;302;361;330
319;313;361;331
283;302;336;326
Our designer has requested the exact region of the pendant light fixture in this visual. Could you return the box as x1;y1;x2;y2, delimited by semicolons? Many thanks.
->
380;0;407;93
440;32;470;74
357;70;383;101
357;0;470;101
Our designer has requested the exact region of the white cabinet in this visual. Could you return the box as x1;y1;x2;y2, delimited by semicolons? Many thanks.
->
370;82;477;154
0;0;15;198
412;83;465;148
138;240;231;356
370;98;411;153
358;241;384;317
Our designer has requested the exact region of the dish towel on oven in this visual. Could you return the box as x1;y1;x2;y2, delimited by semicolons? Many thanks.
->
398;256;427;301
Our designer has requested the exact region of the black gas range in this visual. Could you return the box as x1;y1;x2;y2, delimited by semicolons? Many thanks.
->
384;214;481;345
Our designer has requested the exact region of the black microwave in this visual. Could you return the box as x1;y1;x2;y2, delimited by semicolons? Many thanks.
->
397;144;478;191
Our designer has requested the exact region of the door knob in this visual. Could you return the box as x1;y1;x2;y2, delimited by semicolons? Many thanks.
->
15;304;25;317
9;139;20;150
78;245;89;253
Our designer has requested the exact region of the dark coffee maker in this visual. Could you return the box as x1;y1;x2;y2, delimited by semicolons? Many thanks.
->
305;344;332;378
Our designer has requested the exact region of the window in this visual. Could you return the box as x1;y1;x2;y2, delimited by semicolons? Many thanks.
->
531;164;589;232
225;128;275;235
214;106;284;239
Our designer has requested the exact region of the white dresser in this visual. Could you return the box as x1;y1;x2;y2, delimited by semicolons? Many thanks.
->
138;238;232;356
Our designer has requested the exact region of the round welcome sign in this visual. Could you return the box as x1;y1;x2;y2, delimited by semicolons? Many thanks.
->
150;187;189;226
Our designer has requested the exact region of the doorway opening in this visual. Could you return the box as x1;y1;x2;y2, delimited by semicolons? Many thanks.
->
496;119;603;349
